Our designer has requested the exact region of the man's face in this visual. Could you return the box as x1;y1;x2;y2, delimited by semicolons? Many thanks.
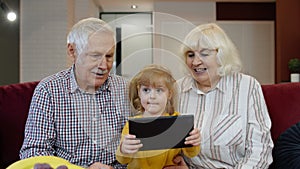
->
74;31;115;92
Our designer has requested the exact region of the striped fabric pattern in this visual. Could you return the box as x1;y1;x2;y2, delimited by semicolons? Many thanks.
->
177;73;273;169
20;66;130;168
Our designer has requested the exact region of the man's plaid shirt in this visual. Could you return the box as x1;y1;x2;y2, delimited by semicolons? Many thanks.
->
20;66;130;168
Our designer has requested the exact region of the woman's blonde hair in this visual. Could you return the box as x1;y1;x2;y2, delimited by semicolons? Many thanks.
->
181;23;242;76
129;64;177;115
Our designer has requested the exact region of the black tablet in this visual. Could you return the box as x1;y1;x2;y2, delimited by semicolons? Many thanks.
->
129;114;194;151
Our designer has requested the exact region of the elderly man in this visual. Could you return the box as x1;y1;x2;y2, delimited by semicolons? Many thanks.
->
20;17;130;169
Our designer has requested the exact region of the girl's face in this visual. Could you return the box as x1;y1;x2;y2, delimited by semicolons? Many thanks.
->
185;48;220;89
138;83;170;117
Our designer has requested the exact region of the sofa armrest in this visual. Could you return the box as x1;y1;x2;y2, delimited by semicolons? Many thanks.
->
262;82;300;142
0;81;39;168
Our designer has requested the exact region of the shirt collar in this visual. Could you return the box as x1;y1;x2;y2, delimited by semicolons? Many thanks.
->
215;76;226;94
181;75;195;93
181;74;225;94
70;66;78;93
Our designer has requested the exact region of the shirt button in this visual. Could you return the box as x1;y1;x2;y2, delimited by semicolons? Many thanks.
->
93;140;97;144
92;117;97;121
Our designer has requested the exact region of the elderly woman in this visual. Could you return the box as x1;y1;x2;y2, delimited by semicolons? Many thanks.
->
170;23;273;169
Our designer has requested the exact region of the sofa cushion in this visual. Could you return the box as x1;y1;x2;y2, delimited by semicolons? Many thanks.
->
272;122;300;169
262;82;300;142
0;81;39;168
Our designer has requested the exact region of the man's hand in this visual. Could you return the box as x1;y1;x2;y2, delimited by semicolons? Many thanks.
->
33;164;68;169
163;155;189;169
88;162;113;169
34;163;53;169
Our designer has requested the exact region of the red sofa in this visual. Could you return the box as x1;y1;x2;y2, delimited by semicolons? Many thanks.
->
0;81;300;168
0;81;39;168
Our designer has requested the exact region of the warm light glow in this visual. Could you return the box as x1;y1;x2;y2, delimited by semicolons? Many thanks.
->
131;5;138;9
7;11;16;21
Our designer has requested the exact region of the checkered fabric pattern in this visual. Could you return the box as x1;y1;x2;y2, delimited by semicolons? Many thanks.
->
20;66;130;168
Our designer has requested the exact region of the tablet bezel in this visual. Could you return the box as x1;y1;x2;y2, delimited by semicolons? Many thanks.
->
129;114;194;151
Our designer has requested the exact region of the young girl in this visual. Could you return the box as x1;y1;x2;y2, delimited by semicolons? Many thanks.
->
116;64;200;169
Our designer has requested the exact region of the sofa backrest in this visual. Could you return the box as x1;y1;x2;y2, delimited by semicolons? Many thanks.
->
261;82;300;142
1;81;300;168
0;81;39;169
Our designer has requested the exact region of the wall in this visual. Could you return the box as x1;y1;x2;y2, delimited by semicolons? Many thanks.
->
276;0;300;83
1;1;279;85
153;2;275;84
0;0;19;86
20;0;99;83
152;2;216;80
101;13;153;80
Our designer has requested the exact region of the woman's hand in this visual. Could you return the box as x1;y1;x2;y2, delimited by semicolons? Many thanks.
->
185;128;201;146
163;155;189;169
120;134;143;154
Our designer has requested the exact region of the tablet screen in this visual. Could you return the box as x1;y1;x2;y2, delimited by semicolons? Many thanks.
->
129;115;194;151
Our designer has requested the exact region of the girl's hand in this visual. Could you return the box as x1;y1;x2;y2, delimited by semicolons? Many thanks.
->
184;128;201;146
120;134;143;154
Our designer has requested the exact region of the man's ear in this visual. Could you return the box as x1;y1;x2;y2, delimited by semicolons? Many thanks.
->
67;43;76;60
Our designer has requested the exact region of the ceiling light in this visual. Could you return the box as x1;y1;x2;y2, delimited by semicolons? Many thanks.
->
131;5;138;9
0;0;17;22
7;11;16;21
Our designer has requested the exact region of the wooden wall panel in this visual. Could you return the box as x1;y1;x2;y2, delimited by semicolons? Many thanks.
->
216;2;275;21
276;0;300;83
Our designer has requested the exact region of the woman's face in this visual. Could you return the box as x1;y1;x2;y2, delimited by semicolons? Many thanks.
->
185;48;220;88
